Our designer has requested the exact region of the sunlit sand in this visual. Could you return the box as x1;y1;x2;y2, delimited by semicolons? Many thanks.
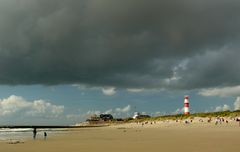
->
1;120;239;152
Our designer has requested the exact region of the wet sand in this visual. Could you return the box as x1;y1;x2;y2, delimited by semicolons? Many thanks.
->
1;122;239;152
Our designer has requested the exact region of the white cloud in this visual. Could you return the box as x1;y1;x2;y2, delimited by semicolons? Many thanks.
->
80;110;101;119
115;105;131;113
86;109;113;116
72;84;117;96
72;84;118;96
223;105;230;111
81;105;132;119
72;84;99;90
0;95;64;117
165;59;188;85
102;87;116;96
199;85;240;97
86;110;101;115
127;88;145;93
215;104;230;112
154;111;161;116
234;97;240;110
72;84;86;89
114;105;131;117
215;106;222;112
104;109;113;114
172;108;184;114
66;114;82;120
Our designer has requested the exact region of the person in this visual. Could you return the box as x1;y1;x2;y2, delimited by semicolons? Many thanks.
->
237;117;240;127
215;118;219;125
33;128;37;139
44;132;47;140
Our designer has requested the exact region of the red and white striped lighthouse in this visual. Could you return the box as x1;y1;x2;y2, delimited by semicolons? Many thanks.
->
184;96;190;115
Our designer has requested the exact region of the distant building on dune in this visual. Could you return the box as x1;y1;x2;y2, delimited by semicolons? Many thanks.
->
86;114;114;123
99;114;113;121
133;112;150;119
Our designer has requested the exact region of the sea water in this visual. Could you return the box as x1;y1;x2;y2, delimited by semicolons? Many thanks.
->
0;128;67;141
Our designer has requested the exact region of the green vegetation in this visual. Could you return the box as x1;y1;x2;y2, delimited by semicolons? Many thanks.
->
126;110;240;122
88;110;240;124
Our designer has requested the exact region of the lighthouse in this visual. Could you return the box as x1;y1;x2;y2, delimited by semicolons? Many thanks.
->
184;96;190;115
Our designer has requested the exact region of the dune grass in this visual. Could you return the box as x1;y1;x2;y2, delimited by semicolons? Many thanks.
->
123;110;240;123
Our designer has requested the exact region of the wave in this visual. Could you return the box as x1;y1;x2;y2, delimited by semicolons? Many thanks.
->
0;128;67;141
0;128;33;132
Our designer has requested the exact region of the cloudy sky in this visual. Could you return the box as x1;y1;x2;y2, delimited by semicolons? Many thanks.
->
0;0;240;125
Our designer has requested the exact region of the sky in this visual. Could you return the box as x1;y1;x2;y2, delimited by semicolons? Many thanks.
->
0;0;240;125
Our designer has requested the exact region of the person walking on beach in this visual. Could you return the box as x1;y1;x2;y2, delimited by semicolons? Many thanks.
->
44;132;47;140
33;128;37;139
237;117;240;127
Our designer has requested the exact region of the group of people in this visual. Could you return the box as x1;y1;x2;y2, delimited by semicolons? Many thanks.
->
236;117;240;126
214;117;228;125
33;128;47;140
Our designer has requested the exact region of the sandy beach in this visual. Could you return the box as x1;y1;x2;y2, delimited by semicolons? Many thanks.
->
1;120;239;152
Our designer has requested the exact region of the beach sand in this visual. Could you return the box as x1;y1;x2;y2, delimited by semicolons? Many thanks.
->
1;122;239;152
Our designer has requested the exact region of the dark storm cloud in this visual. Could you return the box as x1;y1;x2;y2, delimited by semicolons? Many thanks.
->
173;45;240;89
0;0;240;89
